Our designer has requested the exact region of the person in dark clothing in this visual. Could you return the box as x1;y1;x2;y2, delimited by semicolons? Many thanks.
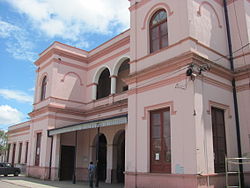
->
88;161;96;188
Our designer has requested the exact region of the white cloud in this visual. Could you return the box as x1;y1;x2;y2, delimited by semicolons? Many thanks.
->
0;89;33;104
0;20;19;38
0;105;24;126
68;39;90;49
6;0;130;41
0;19;37;62
29;87;35;92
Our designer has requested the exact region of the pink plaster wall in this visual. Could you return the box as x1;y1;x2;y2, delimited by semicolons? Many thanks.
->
8;121;30;166
125;173;197;188
7;1;250;187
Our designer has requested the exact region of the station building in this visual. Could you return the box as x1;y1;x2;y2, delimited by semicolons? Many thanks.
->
7;0;250;187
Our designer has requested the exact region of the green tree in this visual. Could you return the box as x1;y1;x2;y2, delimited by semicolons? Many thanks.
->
0;130;8;153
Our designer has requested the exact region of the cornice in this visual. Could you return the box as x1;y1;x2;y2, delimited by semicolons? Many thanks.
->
129;37;228;65
7;126;30;135
88;36;130;63
85;99;128;116
128;0;238;12
35;31;130;68
29;104;85;118
125;51;233;85
234;64;250;81
30;99;128;119
35;48;88;66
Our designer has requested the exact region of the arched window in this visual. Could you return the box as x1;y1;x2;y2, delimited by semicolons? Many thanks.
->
40;76;47;101
97;68;111;99
150;9;168;53
116;59;130;93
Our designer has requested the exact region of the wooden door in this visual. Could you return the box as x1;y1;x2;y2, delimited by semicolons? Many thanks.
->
60;145;75;180
150;108;171;173
212;107;227;173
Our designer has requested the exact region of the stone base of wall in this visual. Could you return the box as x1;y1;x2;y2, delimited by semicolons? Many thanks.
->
27;166;47;179
26;166;87;181
25;167;250;187
125;172;197;188
124;172;250;188
76;168;88;181
15;164;26;174
26;166;59;180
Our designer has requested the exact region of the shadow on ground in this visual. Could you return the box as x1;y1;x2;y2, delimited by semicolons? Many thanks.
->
0;175;124;188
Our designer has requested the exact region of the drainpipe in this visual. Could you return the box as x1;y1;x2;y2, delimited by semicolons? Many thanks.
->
73;131;78;184
223;0;245;187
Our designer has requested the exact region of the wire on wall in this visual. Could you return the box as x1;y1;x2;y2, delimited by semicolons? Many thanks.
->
232;0;250;86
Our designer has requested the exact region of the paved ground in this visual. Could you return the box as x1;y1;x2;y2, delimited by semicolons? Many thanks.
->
0;175;124;188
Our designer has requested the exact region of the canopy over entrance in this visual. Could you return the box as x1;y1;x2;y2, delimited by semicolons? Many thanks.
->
47;114;128;137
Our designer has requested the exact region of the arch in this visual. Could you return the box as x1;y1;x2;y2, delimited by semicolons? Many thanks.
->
112;130;125;183
115;58;130;93
40;75;47;101
197;1;222;28
39;72;48;86
112;56;130;76
93;65;112;84
95;67;111;99
92;132;107;146
112;129;125;145
92;133;107;181
149;9;169;53
142;2;174;30
61;72;83;86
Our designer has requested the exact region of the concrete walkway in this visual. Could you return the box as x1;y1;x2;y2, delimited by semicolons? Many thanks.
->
0;175;124;188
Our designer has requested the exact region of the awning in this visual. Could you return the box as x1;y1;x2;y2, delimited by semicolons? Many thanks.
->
47;114;128;136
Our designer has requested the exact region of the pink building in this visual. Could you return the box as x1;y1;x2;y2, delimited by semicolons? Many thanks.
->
7;0;250;187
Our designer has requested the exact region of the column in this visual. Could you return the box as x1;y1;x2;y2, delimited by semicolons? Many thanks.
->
110;76;117;95
8;143;13;163
51;134;60;180
92;83;97;100
105;144;114;183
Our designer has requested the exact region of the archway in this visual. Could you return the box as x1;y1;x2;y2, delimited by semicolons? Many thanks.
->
97;134;107;181
97;68;111;99
113;130;125;183
116;59;130;93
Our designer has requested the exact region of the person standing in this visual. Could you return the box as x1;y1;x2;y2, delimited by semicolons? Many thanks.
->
88;161;96;188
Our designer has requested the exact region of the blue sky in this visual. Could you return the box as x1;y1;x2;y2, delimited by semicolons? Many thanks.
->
0;0;130;130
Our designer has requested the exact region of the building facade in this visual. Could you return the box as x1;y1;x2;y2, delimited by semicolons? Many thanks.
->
7;0;250;187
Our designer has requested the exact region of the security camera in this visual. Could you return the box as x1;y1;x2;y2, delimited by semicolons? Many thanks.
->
186;68;193;76
186;68;197;77
186;68;197;81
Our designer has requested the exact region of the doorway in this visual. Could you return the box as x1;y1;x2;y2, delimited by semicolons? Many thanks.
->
211;107;227;173
60;145;75;180
97;134;107;181
117;131;125;183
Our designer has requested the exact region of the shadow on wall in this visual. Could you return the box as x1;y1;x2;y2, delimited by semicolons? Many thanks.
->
194;0;228;61
57;69;85;103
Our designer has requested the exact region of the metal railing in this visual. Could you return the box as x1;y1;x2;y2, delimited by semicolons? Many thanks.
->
225;157;250;188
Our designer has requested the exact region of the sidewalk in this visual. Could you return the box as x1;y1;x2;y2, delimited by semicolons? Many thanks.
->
0;175;124;188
